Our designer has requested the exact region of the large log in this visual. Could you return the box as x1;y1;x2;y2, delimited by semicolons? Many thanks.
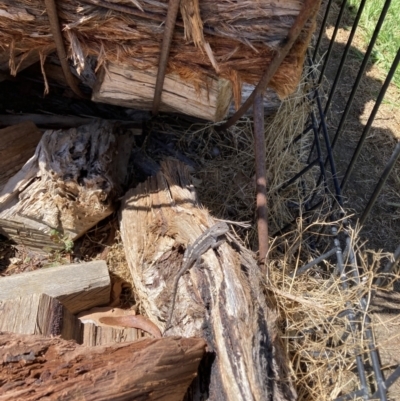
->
0;0;318;115
119;159;296;401
0;332;206;401
0;120;132;251
0;293;82;342
0;122;42;192
0;260;110;314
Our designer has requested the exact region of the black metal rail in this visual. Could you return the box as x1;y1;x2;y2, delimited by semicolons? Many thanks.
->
260;0;400;399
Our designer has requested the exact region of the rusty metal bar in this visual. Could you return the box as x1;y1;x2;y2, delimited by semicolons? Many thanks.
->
152;0;181;115
44;0;88;99
253;93;269;269
217;0;320;130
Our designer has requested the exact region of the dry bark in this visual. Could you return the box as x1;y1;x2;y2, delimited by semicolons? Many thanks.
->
0;0;318;106
0;332;206;401
0;120;132;251
119;159;297;401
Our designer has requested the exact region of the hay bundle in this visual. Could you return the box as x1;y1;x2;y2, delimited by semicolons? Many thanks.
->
0;0;318;105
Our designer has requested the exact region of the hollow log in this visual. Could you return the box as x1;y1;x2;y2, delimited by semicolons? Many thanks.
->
0;332;206;401
0;122;42;192
119;159;296;401
0;120;132;251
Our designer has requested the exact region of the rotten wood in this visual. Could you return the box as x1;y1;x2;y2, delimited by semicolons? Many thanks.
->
0;260;110;314
0;120;132;251
0;122;42;192
0;293;81;342
119;159;296;401
92;63;232;122
0;332;206;401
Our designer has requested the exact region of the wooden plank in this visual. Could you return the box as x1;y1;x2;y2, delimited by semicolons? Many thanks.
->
0;332;206;401
0;260;110;314
0;293;81;342
0;121;42;192
92;64;233;122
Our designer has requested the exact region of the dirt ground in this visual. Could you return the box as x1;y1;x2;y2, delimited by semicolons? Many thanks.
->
317;0;400;399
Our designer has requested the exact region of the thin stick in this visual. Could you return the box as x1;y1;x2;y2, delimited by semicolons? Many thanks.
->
152;0;181;115
217;0;320;130
44;0;88;99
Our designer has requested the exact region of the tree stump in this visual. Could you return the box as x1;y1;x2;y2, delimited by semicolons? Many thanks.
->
0;332;206;401
0;120;132;251
119;159;296;401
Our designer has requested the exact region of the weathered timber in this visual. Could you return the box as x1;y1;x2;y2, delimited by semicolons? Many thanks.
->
0;260;110;314
0;293;81;342
0;332;206;401
77;306;145;346
92;64;233;122
0;122;42;192
119;159;297;401
0;120;132;251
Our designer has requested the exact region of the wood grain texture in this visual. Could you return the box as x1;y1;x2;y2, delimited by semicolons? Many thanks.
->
0;293;81;342
0;332;206;401
0;122;42;192
0;260;110;314
119;159;297;401
92;64;233;122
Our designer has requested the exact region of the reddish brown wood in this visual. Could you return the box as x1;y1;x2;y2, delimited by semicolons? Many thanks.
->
0;332;206;401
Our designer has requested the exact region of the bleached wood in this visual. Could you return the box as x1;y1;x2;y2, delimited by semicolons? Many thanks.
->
0;120;130;251
0;260;110;314
92;64;233;122
119;159;296;401
0;293;81;342
0;122;42;192
0;332;206;401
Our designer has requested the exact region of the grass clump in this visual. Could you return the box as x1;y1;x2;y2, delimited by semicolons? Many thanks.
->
347;0;400;88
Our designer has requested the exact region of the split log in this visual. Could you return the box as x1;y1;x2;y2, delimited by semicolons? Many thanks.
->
0;293;81;342
0;120;132;251
119;159;296;401
77;307;147;346
0;0;318;116
0;260;110;314
0;122;42;192
92;64;233;122
0;332;206;401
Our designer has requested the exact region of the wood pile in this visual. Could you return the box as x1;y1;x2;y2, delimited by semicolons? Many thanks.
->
0;0;319;121
0;120;298;400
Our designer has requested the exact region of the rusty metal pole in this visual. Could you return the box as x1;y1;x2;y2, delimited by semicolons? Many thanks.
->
152;0;181;115
253;92;269;272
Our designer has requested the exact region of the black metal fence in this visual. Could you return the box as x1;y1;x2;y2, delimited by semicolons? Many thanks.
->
274;0;400;399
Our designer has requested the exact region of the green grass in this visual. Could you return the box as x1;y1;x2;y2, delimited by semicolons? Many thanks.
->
347;0;400;88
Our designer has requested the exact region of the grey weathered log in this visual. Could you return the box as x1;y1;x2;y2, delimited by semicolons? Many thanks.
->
0;120;133;251
0;293;81;342
119;159;297;401
0;332;206;401
0;121;42;192
0;260;110;314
